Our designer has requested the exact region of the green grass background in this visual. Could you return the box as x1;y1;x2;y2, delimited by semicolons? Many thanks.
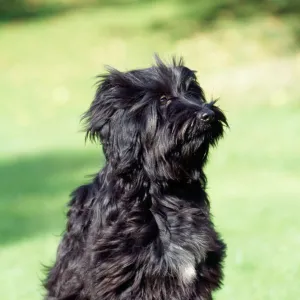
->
0;1;299;299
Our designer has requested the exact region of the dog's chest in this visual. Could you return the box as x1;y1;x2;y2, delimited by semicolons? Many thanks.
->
158;208;209;283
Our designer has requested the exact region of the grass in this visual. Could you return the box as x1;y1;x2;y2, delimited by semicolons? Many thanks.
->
0;1;300;299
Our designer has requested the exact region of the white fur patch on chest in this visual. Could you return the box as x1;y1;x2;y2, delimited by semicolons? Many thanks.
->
165;244;198;283
180;263;196;283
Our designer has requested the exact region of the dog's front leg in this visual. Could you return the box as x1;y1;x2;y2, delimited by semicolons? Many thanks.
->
87;210;158;300
195;236;226;296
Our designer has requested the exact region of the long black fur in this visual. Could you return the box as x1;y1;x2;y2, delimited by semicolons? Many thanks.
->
44;56;228;300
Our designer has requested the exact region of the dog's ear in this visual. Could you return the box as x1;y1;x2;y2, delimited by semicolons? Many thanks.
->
82;75;116;154
83;70;142;173
109;111;142;175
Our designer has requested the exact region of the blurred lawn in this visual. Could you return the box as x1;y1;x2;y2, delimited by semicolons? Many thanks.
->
0;1;300;300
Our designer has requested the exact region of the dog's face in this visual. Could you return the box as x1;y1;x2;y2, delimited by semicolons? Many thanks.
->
84;57;227;182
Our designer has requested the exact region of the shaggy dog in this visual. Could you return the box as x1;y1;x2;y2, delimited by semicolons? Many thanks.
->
44;56;227;300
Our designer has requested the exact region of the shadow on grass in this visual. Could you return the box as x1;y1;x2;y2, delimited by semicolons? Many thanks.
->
2;0;299;26
0;0;132;22
147;0;300;40
0;150;104;246
1;1;299;44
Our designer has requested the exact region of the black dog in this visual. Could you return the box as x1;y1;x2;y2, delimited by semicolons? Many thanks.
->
44;56;227;300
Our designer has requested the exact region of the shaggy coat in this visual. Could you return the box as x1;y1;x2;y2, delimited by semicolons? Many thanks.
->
44;57;227;300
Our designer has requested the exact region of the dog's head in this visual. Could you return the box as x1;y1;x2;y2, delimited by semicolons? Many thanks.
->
83;56;227;182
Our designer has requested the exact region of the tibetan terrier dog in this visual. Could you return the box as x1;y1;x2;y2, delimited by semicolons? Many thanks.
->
44;56;227;300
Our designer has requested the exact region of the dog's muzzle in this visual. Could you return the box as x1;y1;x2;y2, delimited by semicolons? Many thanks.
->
198;107;215;123
196;104;215;124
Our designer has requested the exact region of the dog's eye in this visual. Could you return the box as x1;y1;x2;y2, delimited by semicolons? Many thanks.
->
160;95;168;103
160;95;173;106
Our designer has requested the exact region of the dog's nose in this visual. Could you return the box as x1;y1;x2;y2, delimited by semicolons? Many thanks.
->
199;108;215;123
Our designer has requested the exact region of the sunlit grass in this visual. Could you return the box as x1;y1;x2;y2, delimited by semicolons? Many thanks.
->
0;2;299;300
